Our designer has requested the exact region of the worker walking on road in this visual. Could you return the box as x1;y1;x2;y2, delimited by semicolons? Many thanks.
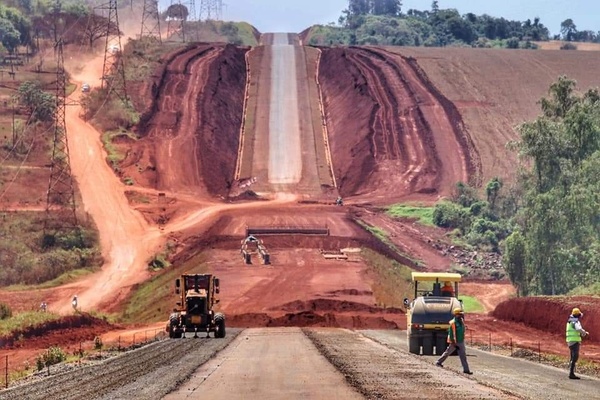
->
566;307;589;379
436;308;473;374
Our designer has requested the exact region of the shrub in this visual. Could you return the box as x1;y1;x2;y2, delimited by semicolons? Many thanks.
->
560;42;577;50
0;302;12;320
94;336;103;350
433;201;469;229
36;346;67;371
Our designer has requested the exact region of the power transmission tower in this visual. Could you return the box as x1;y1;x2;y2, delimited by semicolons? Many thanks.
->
98;0;129;102
166;0;186;42
140;0;162;42
199;0;223;21
187;0;199;41
44;38;79;242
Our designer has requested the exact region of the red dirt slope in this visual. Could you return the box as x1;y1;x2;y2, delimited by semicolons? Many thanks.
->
493;296;600;344
392;47;600;185
121;43;249;198
318;46;480;205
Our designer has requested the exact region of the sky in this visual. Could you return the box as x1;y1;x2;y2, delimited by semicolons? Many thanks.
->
158;1;600;35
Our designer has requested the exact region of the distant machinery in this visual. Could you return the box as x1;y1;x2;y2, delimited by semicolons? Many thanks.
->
240;235;270;265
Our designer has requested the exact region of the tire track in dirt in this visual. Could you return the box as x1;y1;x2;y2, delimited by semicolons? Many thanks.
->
319;46;482;202
347;47;440;194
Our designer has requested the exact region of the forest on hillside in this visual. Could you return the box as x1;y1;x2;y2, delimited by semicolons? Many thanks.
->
306;0;600;49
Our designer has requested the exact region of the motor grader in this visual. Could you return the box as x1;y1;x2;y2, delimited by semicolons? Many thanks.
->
403;272;462;355
166;274;226;338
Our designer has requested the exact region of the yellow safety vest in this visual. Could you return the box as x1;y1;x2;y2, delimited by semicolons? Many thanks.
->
566;321;581;343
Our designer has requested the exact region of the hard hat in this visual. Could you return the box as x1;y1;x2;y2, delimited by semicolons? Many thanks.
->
453;308;464;315
572;308;582;316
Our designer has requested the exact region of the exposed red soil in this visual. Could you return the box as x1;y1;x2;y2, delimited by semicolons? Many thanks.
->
493;296;600;344
318;46;479;205
120;42;249;198
391;47;600;185
4;36;600;378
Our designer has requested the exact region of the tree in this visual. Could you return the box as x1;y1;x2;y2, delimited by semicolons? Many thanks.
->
503;231;529;296
0;18;20;53
560;18;577;41
81;13;119;50
486;177;503;210
17;81;55;122
166;3;188;20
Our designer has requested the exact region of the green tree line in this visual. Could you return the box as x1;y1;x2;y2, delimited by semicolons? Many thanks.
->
431;77;600;296
310;0;555;48
503;77;600;296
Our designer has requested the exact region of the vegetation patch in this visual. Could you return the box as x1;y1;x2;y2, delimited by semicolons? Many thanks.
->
361;248;412;308
386;204;434;226
0;213;101;287
459;295;484;313
121;252;209;323
0;311;61;337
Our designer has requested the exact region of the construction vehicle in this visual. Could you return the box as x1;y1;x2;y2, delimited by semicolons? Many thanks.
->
403;272;462;355
166;274;226;338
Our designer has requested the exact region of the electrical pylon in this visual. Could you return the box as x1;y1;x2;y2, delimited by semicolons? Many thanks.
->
187;0;199;42
166;0;186;42
44;38;79;242
199;0;222;21
98;0;128;102
140;0;162;42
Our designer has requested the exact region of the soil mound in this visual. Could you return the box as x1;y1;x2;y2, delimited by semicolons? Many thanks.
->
228;311;398;329
0;314;114;349
492;296;600;343
276;299;404;315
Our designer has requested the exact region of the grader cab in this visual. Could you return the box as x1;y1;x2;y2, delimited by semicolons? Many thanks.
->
166;274;226;338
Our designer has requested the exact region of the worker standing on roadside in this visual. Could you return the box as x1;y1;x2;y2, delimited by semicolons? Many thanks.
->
566;307;589;379
436;308;473;374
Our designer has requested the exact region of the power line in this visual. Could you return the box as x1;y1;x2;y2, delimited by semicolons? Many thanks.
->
44;38;79;239
140;0;162;42
98;0;129;103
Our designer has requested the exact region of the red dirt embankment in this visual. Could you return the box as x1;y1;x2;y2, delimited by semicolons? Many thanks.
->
493;296;600;344
121;43;249;198
318;46;480;204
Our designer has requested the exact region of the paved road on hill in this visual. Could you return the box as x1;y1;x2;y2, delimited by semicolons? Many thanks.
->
269;32;302;186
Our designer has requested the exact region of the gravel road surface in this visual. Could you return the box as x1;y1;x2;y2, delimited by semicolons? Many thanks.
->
3;328;599;399
361;330;600;400
0;330;240;400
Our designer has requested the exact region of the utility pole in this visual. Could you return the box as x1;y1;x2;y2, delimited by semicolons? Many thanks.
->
98;0;129;103
140;0;162;43
166;0;186;42
44;38;79;243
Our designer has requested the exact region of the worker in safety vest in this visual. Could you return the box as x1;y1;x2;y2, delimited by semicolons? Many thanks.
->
436;308;472;374
566;307;589;379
